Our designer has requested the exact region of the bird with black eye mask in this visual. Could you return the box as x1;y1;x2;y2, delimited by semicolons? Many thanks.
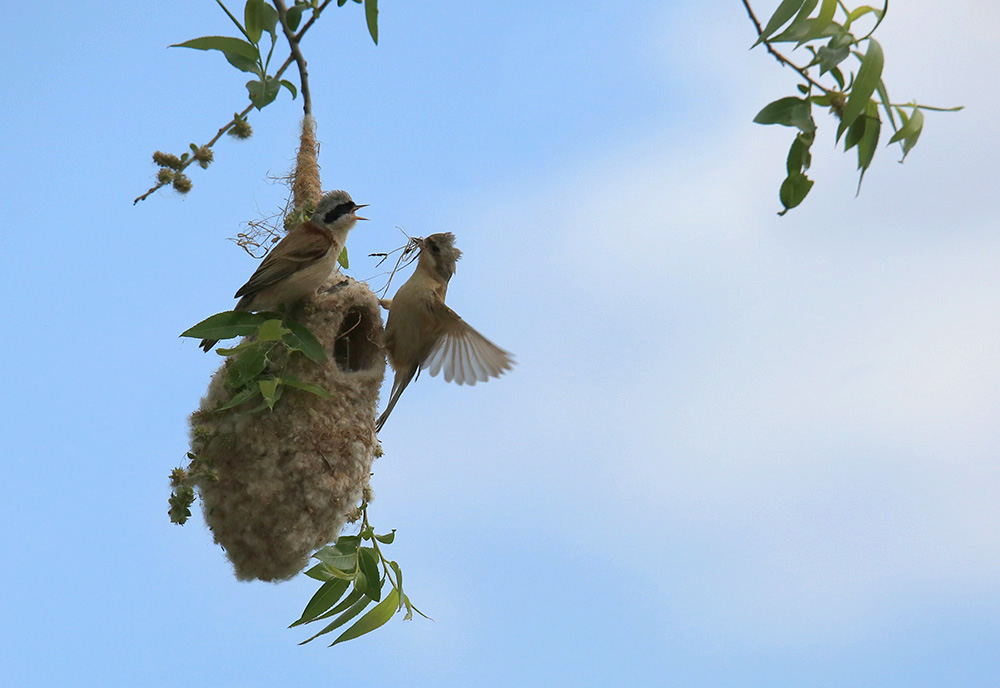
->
200;190;368;351
376;233;514;431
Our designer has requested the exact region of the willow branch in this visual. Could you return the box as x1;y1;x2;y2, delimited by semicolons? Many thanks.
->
274;0;312;117
741;0;833;95
133;0;334;204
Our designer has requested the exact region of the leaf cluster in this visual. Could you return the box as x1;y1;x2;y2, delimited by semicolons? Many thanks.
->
748;1;961;214
292;507;428;646
136;0;380;202
181;310;332;412
173;0;309;111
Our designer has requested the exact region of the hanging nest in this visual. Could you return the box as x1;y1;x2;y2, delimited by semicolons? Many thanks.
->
188;276;385;581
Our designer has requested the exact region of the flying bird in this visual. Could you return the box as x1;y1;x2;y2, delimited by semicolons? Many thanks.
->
376;232;514;431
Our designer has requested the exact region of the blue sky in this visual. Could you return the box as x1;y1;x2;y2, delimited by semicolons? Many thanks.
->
3;1;999;685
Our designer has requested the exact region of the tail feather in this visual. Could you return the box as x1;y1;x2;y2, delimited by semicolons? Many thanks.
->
375;367;417;432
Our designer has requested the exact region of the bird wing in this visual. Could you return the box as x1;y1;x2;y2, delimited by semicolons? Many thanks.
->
234;226;331;298
421;305;514;385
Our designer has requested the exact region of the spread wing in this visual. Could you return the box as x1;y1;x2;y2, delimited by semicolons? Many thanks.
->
234;226;331;298
421;305;514;385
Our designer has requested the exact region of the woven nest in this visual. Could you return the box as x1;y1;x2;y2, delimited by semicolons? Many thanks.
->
189;276;385;581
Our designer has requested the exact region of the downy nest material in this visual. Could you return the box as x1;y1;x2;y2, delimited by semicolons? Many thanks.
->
189;276;385;582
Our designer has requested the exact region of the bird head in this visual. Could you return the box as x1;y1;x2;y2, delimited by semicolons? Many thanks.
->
311;190;369;236
418;232;463;282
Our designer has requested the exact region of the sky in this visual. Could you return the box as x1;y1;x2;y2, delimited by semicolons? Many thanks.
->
2;1;999;685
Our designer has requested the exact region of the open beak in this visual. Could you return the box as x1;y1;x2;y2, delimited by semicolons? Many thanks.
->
353;204;370;221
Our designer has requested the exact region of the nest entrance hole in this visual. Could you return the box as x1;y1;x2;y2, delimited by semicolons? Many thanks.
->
334;305;380;372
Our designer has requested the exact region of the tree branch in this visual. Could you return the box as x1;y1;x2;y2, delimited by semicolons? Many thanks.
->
134;0;335;203
274;0;312;117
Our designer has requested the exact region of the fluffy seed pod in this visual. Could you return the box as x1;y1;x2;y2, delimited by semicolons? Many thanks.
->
229;118;253;139
189;276;385;581
153;151;183;169
172;174;193;193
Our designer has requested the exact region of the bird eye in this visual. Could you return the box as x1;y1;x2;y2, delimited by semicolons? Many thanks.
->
431;244;440;254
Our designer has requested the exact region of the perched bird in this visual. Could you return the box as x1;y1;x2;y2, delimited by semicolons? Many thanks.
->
376;233;514;431
200;190;368;351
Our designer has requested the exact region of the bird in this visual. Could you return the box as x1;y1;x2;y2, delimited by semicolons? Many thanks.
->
375;232;514;432
200;190;368;351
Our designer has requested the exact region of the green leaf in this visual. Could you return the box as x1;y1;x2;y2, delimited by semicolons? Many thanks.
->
768;0;822;44
845;4;882;31
314;546;358;572
215;386;260;411
778;172;814;214
390;560;403;596
837;38;884;140
299;593;371;644
306;586;368;624
244;0;279;43
856;101;881;170
337;246;349;269
800;0;837;43
335;535;361;549
753;97;816;134
875;79;897;132
359;548;381;601
172;35;260;73
843;107;868;152
285;4;304;31
374;530;395;544
353;571;368;596
364;0;379;44
771;18;838;44
786;131;814;175
815;44;850;74
244;0;263;43
281;320;327;363
331;589;399;646
258;318;290;342
847;4;886;39
830;66;845;90
753;0;806;45
181;311;265;341
259;378;282;410
246;77;281;109
337;0;348;5
325;588;365;617
304;563;335;581
291;578;350;627
401;591;432;621
317;565;359;581
282;376;333;399
171;35;257;59
215;340;257;356
280;79;298;99
849;100;881;193
888;105;923;161
225;344;268;388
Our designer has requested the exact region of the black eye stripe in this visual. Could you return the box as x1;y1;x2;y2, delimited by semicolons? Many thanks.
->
322;201;354;224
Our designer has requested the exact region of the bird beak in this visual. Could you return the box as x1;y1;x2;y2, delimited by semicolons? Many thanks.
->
353;204;370;221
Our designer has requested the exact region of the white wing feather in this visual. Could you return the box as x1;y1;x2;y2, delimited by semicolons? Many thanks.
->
421;317;514;386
